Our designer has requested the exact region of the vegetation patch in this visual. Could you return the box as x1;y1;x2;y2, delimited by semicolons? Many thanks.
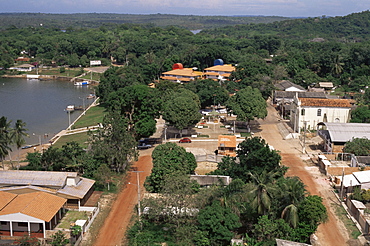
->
52;132;90;149
72;104;107;129
333;203;361;239
58;210;90;229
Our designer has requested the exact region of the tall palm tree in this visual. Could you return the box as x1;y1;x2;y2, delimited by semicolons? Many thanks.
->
0;116;12;169
280;176;307;228
12;120;29;169
248;171;279;215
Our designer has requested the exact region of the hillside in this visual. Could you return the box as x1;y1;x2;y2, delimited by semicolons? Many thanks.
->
0;13;290;31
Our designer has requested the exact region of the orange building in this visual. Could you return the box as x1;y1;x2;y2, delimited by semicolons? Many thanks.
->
218;135;237;157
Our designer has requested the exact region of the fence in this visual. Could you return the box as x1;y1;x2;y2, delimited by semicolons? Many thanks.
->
74;206;100;246
346;198;370;235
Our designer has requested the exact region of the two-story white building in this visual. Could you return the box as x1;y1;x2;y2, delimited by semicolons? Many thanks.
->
290;94;352;132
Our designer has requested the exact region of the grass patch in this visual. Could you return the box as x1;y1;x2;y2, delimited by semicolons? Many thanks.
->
52;132;90;149
220;125;226;128
198;135;209;138
28;68;83;77
80;72;101;81
333;202;362;239
72;104;107;129
241;132;251;137
58;210;90;229
202;125;209;128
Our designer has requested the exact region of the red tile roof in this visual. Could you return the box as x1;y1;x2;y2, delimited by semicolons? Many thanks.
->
0;191;66;222
300;98;351;108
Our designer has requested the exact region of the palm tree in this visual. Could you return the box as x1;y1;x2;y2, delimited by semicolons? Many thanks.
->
0;116;12;169
248;171;279;215
280;176;307;228
12;120;29;169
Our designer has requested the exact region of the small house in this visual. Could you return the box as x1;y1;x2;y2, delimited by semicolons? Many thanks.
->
218;135;237;157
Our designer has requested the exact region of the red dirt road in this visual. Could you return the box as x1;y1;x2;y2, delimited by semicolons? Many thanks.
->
257;104;348;246
94;155;153;246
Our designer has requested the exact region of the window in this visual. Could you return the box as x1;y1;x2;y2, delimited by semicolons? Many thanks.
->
301;109;305;116
0;221;7;225
317;109;322;116
18;222;28;227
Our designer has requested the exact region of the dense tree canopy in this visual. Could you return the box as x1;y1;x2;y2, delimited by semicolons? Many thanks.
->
145;142;197;193
226;87;267;124
344;137;370;156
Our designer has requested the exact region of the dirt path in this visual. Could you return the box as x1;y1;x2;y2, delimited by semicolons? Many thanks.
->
256;103;348;246
94;154;153;246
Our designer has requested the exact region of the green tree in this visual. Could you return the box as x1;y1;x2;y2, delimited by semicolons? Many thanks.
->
93;164;113;190
0;116;12;169
197;200;241;245
51;230;69;246
344;137;370;156
185;79;229;108
248;170;280;215
211;137;284;182
350;106;370;123
89;111;138;172
162;89;202;136
145;142;197;193
106;84;161;139
226;86;267;125
11;120;28;166
297;195;328;230
252;215;293;244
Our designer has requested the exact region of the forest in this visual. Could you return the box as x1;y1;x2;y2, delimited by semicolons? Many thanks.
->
1;10;370;245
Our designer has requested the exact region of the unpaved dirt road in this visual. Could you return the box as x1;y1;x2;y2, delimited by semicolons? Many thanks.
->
94;154;153;246
256;103;348;246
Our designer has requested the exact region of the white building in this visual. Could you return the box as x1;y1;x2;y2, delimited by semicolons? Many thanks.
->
290;94;352;132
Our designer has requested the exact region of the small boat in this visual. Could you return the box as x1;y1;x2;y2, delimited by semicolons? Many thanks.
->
66;105;75;111
74;81;90;86
87;93;96;99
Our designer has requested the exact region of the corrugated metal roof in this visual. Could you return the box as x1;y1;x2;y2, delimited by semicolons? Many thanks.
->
338;175;360;187
275;80;305;91
320;123;370;142
0;170;78;188
0;191;66;222
353;170;370;183
57;178;95;199
274;91;327;99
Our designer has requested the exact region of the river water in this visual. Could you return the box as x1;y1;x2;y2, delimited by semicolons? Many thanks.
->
0;77;96;146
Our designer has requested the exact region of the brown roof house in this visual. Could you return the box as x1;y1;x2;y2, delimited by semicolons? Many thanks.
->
218;135;237;157
290;93;352;132
0;191;66;238
0;170;95;209
160;63;202;83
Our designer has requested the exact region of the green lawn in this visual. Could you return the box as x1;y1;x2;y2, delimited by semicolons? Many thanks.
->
52;132;90;149
80;72;101;81
58;210;90;229
72;104;107;129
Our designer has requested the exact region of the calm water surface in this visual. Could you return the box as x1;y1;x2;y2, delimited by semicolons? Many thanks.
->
0;77;96;146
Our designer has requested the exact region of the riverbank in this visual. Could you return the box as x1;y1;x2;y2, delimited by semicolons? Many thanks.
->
2;74;100;85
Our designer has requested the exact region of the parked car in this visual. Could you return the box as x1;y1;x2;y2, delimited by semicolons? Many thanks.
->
137;143;153;149
179;138;192;143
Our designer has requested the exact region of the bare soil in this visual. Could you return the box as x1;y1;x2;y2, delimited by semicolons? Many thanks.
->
93;155;153;246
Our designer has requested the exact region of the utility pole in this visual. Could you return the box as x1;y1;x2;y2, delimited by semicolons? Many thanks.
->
302;121;307;153
132;171;144;223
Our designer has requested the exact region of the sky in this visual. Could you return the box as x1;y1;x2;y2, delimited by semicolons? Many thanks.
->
0;0;369;18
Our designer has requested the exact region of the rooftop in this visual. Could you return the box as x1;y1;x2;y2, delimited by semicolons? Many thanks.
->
204;64;235;73
0;170;78;188
318;122;370;142
275;80;305;91
299;98;351;108
0;191;66;222
162;68;202;77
